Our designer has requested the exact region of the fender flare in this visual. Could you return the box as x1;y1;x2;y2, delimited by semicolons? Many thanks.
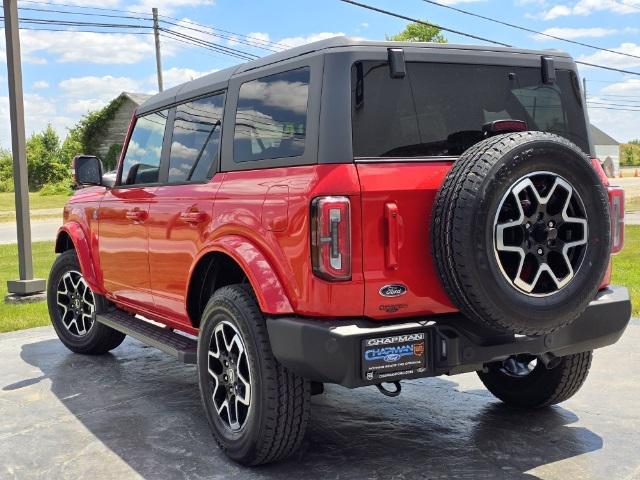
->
192;235;293;315
55;223;103;294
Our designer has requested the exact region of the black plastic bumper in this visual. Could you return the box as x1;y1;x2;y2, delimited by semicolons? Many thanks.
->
266;286;632;388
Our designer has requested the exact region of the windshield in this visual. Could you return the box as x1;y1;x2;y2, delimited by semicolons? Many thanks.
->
351;61;589;158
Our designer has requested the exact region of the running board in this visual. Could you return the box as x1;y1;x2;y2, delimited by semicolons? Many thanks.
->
97;309;198;364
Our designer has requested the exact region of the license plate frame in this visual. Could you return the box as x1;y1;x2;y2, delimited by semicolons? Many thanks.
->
361;332;427;382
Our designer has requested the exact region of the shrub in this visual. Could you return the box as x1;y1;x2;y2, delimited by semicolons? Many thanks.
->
39;182;72;196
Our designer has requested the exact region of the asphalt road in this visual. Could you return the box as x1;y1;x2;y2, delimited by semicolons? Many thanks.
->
0;218;60;244
1;322;639;480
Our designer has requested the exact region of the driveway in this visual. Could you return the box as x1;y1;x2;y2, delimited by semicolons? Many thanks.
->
1;321;639;479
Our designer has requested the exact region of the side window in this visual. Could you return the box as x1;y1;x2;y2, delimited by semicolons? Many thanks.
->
233;67;310;163
120;110;168;185
168;93;225;183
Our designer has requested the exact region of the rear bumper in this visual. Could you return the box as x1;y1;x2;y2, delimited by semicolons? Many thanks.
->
266;286;632;388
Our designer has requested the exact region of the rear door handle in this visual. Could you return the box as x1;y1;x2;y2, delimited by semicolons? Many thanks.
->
125;209;147;222
385;202;400;270
180;211;208;225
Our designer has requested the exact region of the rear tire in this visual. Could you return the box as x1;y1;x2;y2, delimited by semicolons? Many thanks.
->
477;351;592;408
197;284;310;466
47;250;126;354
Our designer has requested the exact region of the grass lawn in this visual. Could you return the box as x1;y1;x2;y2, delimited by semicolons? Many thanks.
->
612;225;640;317
0;241;55;333
0;228;638;334
0;192;70;222
0;191;70;211
627;195;640;212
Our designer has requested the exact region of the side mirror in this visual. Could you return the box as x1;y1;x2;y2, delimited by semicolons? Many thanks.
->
72;155;103;188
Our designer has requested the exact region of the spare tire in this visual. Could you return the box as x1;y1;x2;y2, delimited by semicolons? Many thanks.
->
431;131;610;335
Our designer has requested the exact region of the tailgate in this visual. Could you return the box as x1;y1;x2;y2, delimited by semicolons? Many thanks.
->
357;161;458;320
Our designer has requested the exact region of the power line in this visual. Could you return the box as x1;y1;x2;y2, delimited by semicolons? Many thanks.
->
575;60;640;76
160;29;258;60
587;104;640;111
18;6;150;21
339;0;511;46
417;0;640;62
18;0;152;17
338;0;640;77
157;13;290;50
159;18;280;53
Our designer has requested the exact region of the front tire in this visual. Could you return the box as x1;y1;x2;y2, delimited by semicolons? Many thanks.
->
197;284;310;466
47;250;126;354
477;351;592;408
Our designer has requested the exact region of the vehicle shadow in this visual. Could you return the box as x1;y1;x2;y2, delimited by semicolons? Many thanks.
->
9;337;602;479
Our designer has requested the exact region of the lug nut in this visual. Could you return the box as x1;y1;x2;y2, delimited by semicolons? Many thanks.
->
548;221;554;227
537;248;543;255
525;222;531;229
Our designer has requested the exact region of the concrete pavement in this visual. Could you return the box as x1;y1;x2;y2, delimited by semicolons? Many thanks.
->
1;321;639;479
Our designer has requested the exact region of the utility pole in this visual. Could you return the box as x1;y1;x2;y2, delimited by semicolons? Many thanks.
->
152;7;164;92
583;77;587;101
3;0;45;298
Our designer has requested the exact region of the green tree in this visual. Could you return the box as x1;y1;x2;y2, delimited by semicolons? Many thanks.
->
25;124;68;190
387;21;447;43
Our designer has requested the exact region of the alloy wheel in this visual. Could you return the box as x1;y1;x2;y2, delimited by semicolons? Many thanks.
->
56;270;96;336
207;320;252;432
493;171;588;296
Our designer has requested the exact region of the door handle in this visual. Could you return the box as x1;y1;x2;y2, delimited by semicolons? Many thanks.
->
125;209;147;222
180;211;208;225
385;202;400;270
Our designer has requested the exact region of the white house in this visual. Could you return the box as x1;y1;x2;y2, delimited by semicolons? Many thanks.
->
590;124;620;177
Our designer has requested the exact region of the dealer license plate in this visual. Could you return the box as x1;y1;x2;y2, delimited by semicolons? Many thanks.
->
361;332;427;382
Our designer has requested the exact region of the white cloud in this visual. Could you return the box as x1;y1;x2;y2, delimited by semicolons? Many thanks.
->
534;27;617;40
588;106;640;143
541;5;573;20
601;78;640;96
279;32;345;48
19;31;157;64
59;75;144;114
160;67;218;89
577;43;640;70
360;22;369;28
539;0;640;20
0;94;67;147
437;0;485;4
127;0;214;14
32;81;50;89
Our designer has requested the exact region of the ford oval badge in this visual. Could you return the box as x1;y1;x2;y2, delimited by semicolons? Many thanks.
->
379;284;407;297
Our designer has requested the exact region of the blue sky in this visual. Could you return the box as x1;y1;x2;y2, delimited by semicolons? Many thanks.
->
1;0;640;148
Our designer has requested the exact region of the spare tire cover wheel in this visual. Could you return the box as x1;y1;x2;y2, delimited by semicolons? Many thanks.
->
431;132;611;336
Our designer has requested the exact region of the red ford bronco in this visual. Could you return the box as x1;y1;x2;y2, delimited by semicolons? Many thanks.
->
48;38;631;465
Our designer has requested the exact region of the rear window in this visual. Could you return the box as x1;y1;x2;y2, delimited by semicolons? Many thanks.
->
234;67;310;163
351;61;589;158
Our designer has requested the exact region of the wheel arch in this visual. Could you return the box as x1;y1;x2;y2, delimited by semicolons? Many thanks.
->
186;235;294;327
55;223;102;294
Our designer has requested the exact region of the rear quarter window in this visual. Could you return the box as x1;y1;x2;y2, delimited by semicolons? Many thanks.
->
233;67;310;163
351;61;589;158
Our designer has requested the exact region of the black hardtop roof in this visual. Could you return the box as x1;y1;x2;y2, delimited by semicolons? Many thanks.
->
138;36;572;115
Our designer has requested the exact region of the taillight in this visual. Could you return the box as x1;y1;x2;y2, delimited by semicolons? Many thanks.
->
311;196;351;281
608;186;624;254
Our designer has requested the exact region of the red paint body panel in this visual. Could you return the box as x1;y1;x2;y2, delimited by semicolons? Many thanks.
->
213;164;364;318
148;178;223;325
356;162;457;319
98;186;157;308
195;236;294;315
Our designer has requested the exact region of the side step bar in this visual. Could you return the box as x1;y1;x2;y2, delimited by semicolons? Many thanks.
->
97;309;198;364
